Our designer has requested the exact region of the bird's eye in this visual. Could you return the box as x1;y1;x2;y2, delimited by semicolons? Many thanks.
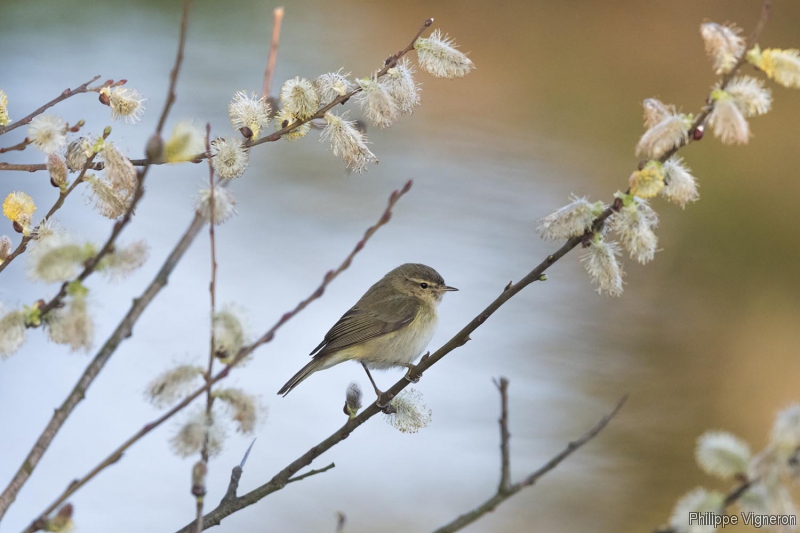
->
420;282;429;289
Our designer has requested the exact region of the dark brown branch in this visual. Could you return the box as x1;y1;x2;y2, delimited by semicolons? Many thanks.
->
261;7;284;99
21;182;410;531
0;75;101;136
494;378;511;494
431;395;627;533
0;212;206;523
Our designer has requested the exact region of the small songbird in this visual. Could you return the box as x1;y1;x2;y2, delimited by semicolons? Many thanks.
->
277;263;457;398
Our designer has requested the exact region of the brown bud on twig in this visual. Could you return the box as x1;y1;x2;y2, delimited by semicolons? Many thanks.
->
98;92;110;106
692;124;705;141
240;126;254;139
192;461;207;498
145;134;164;162
12;221;23;234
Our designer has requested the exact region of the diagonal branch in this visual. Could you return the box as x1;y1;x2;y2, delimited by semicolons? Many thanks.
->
431;394;627;533
261;7;284;99
0;76;101;136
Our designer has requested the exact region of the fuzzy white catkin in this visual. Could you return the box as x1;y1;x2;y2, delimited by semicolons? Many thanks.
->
381;59;421;115
321;113;377;173
26;233;87;283
195;186;237;225
580;238;624;297
210;137;249;180
635;113;689;160
695;431;751;480
700;22;745;75
315;70;354;107
662;157;699;208
215;388;261;434
0;305;26;358
44;295;94;352
708;95;750;145
610;197;658;265
28;114;67;154
725;76;772;118
170;409;226;458
280;77;320;119
771;404;800;452
537;196;602;241
212;304;249;362
229;91;271;139
145;365;205;408
384;388;432;433
669;487;725;533
356;78;398;129
414;29;474;79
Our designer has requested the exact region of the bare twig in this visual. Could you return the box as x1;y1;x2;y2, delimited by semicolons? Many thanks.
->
21;182;411;531
431;394;627;533
285;463;336;485
0;75;101;136
494;378;511;494
261;7;284;99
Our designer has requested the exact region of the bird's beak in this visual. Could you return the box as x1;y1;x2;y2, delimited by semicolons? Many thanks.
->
441;285;459;292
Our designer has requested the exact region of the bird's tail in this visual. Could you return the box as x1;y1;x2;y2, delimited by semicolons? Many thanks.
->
277;359;324;396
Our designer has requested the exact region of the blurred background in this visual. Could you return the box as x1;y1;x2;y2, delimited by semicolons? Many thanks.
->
1;0;800;532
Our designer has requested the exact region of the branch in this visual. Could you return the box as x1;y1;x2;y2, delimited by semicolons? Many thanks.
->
0;75;101;136
261;7;284;99
0;212;206;522
285;463;336;485
0;17;435;172
494;378;511;494
432;394;627;533
20;181;411;530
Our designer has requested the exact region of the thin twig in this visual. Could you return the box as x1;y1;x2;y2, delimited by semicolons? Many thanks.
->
261;7;284;99
0;75;101;136
22;182;411;531
285;463;336;485
431;395;627;533
494;378;511;494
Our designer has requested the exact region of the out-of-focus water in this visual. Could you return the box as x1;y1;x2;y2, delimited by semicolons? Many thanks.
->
1;1;800;532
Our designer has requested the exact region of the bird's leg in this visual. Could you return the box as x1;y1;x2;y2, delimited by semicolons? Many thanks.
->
403;352;429;383
361;363;391;409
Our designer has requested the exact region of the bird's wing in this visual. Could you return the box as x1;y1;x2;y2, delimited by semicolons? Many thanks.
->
309;296;420;358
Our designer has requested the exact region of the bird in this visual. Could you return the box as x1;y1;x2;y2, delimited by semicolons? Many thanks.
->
277;263;457;399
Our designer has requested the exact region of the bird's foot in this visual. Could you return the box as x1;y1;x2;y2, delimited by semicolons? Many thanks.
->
403;353;428;383
376;391;395;412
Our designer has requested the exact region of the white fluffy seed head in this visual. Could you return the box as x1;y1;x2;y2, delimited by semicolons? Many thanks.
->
747;46;800;89
537;196;604;241
47;154;68;188
381;59;421;115
210;137;249;180
414;29;474;79
356;78;398;129
86;175;131;219
26;233;90;283
725;76;772;118
695;431;751;480
43;294;94;352
97;240;149;281
0;305;26;359
195;186;237;225
580;236;624;297
700;22;745;75
635;113;690;160
229;91;271;139
101;141;138;197
145;365;205;408
610;196;658;265
280;77;320;120
669;487;725;533
212;304;250;363
103;86;146;124
170;408;226;458
662;157;700;208
321;112;377;173
0;235;11;263
28;114;67;154
65;136;93;172
708;92;750;145
214;388;261;434
642;98;674;129
384;388;432;434
315;70;354;106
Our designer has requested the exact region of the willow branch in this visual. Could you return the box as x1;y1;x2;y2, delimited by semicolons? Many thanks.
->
21;182;411;531
285;463;336;485
494;378;511;494
1;17;434;173
0;75;101;136
261;7;284;99
432;394;627;533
